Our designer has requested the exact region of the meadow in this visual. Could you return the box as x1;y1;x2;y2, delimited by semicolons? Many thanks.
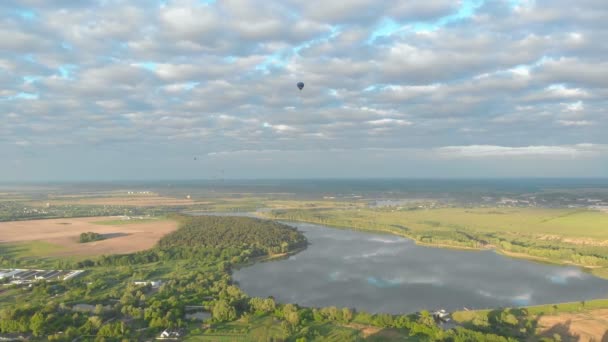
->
266;207;608;239
262;207;608;275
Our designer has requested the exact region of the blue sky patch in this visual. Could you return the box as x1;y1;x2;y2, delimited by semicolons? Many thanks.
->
134;62;158;72
15;9;37;20
58;65;77;79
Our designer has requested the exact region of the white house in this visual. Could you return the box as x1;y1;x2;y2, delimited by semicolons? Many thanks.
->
134;280;163;288
157;329;181;340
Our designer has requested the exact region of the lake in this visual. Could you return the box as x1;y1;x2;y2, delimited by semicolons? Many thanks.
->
233;222;608;314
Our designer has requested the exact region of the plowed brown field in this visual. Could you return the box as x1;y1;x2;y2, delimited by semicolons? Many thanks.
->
0;217;178;256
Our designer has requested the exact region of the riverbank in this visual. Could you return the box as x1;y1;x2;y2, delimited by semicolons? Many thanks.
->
257;208;608;280
233;245;308;270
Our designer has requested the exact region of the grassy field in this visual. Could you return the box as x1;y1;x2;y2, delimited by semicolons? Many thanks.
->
5;240;65;257
185;316;288;341
26;192;200;207
266;207;608;240
262;207;608;272
185;315;377;341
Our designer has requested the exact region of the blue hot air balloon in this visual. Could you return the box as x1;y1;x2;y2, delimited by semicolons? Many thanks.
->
297;82;304;91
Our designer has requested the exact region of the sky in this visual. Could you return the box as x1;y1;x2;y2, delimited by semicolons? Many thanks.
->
1;0;607;181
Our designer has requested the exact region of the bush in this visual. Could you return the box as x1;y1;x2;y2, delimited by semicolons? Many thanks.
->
79;232;105;243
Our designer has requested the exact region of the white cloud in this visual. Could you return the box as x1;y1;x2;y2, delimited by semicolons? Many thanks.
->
563;101;584;112
263;122;297;133
437;144;605;158
14;140;31;147
546;84;588;98
557;120;592;127
366;118;412;126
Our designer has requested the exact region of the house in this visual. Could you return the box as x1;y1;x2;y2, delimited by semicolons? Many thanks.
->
432;309;451;322
133;280;163;288
157;329;181;340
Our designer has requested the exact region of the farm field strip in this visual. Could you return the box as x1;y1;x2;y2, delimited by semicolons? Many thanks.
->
0;217;178;256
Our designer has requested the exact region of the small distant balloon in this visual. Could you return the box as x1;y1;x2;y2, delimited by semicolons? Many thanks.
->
297;82;304;91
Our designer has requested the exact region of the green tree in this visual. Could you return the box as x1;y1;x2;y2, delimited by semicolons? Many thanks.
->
284;304;300;326
94;304;104;315
212;300;236;322
29;312;45;337
342;308;353;322
417;310;435;326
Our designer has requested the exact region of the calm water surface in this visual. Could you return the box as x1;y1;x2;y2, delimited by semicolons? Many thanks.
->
233;222;608;314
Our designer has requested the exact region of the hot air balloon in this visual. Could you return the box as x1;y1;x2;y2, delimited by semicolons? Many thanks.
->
297;82;304;91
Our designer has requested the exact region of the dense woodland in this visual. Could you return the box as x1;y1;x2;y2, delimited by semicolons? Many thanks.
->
158;215;307;255
0;215;569;340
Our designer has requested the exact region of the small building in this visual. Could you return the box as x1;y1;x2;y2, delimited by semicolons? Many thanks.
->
0;269;23;279
432;309;450;322
157;329;181;340
63;270;85;281
134;280;163;288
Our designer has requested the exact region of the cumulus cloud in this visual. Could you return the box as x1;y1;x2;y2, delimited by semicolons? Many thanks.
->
556;120;593;127
437;144;606;158
1;0;607;180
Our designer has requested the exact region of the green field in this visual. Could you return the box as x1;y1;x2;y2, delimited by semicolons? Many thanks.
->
2;241;64;258
185;315;414;342
185;316;289;341
266;207;608;239
262;207;608;275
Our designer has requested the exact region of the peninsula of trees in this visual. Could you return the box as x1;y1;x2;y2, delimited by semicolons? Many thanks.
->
158;215;307;256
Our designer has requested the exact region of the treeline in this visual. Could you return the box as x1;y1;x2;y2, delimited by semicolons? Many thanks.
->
76;246;244;269
158;215;307;256
206;297;521;341
0;201;185;222
79;232;105;243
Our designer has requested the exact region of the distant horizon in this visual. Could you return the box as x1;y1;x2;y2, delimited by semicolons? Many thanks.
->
3;176;608;186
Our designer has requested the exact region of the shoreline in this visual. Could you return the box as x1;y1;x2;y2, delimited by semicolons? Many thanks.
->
256;213;608;279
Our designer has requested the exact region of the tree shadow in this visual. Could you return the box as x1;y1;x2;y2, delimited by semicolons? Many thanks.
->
462;307;584;342
101;232;130;239
0;243;27;260
458;307;539;339
364;327;413;341
540;320;579;342
601;329;608;342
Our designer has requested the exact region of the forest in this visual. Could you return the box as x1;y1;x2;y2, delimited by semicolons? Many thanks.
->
158;215;307;256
